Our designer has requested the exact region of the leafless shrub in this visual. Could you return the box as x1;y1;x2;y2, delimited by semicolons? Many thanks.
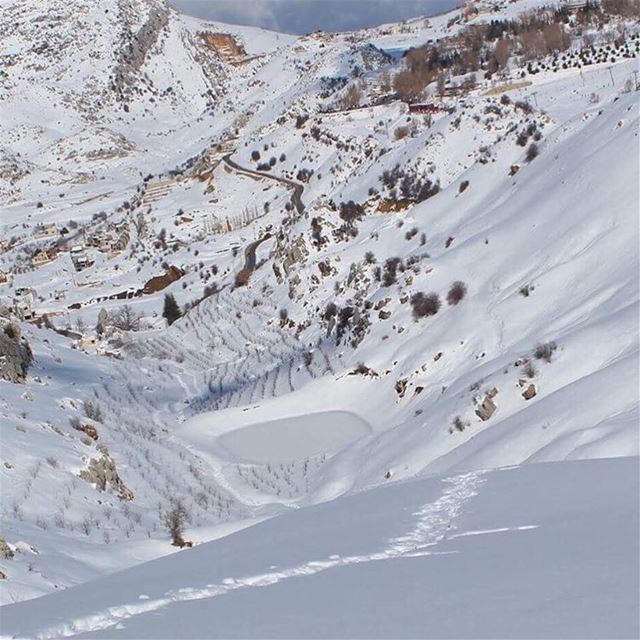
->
364;251;376;265
163;500;189;547
534;341;557;363
382;257;402;287
525;143;539;162
447;281;467;306
81;518;92;536
83;400;105;423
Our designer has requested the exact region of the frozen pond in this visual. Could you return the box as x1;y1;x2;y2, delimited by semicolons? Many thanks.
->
218;411;372;463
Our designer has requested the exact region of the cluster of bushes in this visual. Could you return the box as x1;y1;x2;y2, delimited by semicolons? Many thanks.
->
333;201;365;241
296;167;314;183
321;301;369;346
516;123;542;147
379;165;440;204
339;201;365;226
391;0;634;97
410;282;467;320
310;217;327;248
295;114;309;129
335;84;362;110
381;256;403;286
410;292;441;319
318;76;348;99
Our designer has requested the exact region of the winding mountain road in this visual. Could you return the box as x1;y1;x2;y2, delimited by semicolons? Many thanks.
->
222;154;305;214
244;233;272;272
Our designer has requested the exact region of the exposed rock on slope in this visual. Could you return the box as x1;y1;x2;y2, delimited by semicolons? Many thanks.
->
0;321;33;383
79;450;134;501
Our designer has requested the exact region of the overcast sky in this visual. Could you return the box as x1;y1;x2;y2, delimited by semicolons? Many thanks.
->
170;0;460;34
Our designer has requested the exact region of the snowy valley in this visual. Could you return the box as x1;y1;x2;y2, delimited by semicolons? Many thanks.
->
0;0;638;636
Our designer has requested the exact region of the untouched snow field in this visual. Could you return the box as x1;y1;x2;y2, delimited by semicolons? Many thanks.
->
215;411;371;463
0;457;637;639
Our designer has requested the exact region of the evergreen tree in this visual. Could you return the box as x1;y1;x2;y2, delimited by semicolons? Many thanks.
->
163;293;182;326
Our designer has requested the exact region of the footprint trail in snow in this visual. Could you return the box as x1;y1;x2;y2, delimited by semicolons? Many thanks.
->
31;471;487;640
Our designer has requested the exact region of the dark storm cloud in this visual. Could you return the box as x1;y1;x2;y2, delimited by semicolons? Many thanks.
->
169;0;460;34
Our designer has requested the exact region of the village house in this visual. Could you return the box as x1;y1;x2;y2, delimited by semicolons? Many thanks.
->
70;245;91;271
37;222;58;238
86;231;114;252
74;335;99;352
13;289;35;321
111;229;130;253
408;102;454;115
31;248;53;267
564;0;589;10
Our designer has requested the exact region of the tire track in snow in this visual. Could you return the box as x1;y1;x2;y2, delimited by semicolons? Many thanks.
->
30;471;486;639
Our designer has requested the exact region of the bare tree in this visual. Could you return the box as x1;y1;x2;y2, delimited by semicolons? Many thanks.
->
163;500;190;547
84;400;105;423
379;71;392;93
393;68;432;102
337;84;362;110
543;23;570;53
494;38;511;69
110;305;142;331
437;72;446;98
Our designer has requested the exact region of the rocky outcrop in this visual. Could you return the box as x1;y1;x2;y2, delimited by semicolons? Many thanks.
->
395;378;408;399
0;537;14;560
79;451;134;501
199;32;247;62
113;2;170;101
283;236;308;274
475;387;498;421
0;321;33;384
71;419;99;441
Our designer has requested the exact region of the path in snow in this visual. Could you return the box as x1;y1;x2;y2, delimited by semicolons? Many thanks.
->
223;154;306;213
28;470;486;640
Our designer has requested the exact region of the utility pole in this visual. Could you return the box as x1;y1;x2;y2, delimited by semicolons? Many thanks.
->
531;91;539;107
607;66;615;86
634;70;639;91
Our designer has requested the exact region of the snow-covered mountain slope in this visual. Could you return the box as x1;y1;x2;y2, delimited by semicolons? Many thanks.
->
0;457;637;639
1;0;639;624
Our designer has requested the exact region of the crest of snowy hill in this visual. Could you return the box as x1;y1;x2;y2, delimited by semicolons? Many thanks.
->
0;0;638;616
